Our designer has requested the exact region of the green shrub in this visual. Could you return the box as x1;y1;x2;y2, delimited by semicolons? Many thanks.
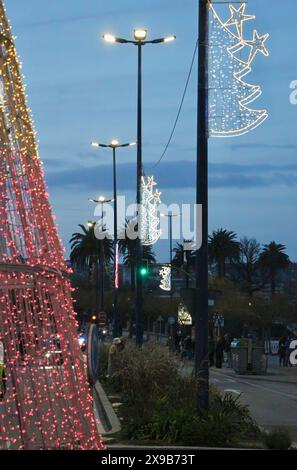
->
263;427;292;450
99;342;109;379
111;342;179;417
108;342;259;447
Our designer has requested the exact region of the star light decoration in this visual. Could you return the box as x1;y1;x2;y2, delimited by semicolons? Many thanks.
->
140;175;162;246
0;1;103;450
159;265;171;292
209;2;269;137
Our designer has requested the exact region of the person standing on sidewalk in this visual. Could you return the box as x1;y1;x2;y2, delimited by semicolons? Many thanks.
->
285;336;292;367
224;333;233;369
107;337;122;378
215;336;224;369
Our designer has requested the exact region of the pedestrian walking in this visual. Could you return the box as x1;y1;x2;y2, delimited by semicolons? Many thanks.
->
215;337;224;369
278;337;286;367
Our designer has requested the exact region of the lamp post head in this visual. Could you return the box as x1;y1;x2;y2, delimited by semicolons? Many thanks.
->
111;139;119;147
98;195;106;203
102;33;116;43
87;220;94;229
163;35;176;43
91;141;99;148
134;29;148;41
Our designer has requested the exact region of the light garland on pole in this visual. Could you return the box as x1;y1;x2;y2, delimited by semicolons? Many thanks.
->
208;2;269;137
159;265;171;292
0;1;102;450
178;302;192;326
140;175;162;246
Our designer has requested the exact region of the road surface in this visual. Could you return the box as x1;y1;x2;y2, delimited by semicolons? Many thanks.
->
209;366;297;438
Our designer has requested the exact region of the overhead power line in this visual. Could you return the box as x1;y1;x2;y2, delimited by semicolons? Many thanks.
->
149;39;198;170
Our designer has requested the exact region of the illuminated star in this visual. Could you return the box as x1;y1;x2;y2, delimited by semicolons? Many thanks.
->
225;4;255;38
147;176;157;188
245;30;269;64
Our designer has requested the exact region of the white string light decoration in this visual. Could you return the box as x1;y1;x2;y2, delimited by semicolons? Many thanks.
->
159;265;171;291
178;302;192;326
140;175;162;245
208;2;269;137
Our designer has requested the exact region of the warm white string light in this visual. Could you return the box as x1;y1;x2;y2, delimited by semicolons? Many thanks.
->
209;3;269;137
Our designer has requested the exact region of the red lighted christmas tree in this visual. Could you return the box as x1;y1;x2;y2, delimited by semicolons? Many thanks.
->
0;1;103;450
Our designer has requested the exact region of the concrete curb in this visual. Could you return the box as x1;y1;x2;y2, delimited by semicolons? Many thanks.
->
94;381;121;436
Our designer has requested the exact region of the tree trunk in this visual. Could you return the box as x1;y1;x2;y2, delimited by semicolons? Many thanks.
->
271;269;276;296
218;258;224;278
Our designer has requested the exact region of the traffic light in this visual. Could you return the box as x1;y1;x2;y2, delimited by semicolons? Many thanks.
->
139;259;149;277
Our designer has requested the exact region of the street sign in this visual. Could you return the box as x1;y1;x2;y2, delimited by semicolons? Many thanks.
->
87;324;100;385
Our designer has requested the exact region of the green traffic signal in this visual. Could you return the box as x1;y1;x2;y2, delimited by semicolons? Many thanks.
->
140;266;148;277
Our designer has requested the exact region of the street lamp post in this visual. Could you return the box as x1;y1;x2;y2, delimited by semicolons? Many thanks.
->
103;30;176;346
161;213;180;297
87;220;101;320
89;196;112;310
195;0;210;412
91;140;136;337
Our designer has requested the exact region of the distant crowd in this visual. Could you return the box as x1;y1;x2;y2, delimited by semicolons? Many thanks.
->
173;331;233;369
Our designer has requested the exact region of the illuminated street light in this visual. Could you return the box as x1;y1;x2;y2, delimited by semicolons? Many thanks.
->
90;138;135;338
102;29;176;346
134;29;148;41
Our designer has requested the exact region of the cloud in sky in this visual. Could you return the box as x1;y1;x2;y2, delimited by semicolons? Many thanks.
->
5;0;297;259
44;160;297;192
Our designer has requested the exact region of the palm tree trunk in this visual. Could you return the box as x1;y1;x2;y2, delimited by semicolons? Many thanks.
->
218;258;224;278
271;269;276;296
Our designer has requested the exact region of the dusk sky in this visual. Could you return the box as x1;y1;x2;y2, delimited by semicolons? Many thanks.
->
6;0;297;262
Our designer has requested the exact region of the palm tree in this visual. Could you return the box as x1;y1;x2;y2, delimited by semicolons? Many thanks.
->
173;240;195;288
235;237;261;296
259;242;290;295
208;228;240;278
70;223;113;274
118;219;156;290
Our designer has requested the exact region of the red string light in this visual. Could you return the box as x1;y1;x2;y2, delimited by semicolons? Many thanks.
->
0;1;103;450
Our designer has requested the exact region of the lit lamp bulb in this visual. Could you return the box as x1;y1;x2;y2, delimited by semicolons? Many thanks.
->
102;33;116;43
134;29;147;41
164;35;176;43
98;196;106;203
111;139;119;147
